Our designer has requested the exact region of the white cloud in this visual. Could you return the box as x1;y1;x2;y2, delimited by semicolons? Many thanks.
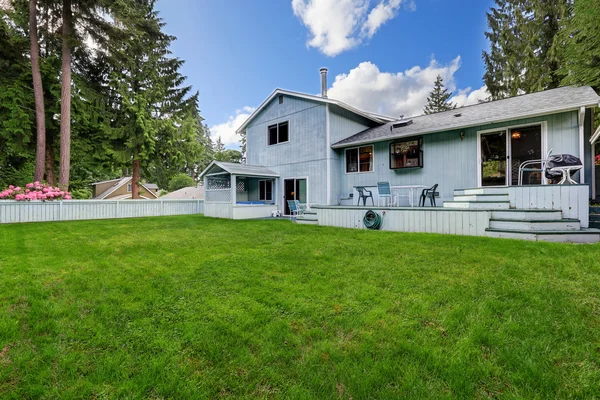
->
328;56;465;118
292;0;411;56
451;85;490;107
210;107;255;149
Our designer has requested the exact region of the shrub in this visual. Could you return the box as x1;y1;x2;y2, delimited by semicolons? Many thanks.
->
70;188;92;199
0;182;72;201
168;173;195;192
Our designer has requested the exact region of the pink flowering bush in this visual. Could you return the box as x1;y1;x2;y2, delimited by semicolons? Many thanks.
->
0;182;72;201
595;154;600;166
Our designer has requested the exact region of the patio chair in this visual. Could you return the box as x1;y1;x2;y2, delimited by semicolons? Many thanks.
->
287;200;303;219
294;200;307;214
518;148;553;185
377;182;393;206
356;186;374;206
419;184;439;207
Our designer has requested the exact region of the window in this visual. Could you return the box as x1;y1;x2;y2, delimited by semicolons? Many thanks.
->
345;145;374;173
259;180;273;201
389;138;423;169
268;121;289;145
127;183;132;192
278;95;283;104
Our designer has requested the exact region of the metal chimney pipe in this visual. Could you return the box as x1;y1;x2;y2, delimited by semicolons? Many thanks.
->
320;67;328;98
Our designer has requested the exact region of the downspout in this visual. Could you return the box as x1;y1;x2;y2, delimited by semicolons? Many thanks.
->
326;103;331;205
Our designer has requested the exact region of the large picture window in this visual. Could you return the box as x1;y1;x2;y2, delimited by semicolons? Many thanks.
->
268;121;289;145
389;138;423;169
259;180;273;201
346;145;374;173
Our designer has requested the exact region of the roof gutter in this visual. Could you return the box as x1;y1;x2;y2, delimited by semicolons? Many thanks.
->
331;103;599;149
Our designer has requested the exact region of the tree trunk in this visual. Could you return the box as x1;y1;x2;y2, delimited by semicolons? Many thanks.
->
29;0;46;182
132;158;140;199
45;143;56;185
58;0;72;189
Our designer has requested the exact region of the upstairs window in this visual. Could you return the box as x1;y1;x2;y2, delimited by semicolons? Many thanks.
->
259;180;273;201
127;183;132;192
346;145;374;173
268;121;289;145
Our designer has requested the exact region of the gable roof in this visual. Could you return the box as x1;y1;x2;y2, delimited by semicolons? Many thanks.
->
235;88;395;134
94;177;159;200
332;85;600;149
162;186;204;199
198;161;279;179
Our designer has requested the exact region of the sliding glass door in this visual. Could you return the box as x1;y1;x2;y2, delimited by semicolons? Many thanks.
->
283;178;307;215
479;124;543;186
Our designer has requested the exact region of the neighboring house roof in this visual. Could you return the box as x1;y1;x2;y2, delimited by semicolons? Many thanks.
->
199;161;279;179
93;177;159;200
108;193;156;200
145;183;159;190
332;85;600;149
590;125;600;145
161;186;204;199
92;178;122;186
235;88;395;134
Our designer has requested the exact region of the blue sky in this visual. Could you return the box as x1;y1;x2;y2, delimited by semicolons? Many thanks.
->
155;0;494;149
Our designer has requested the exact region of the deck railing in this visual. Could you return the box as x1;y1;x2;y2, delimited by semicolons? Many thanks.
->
0;199;204;224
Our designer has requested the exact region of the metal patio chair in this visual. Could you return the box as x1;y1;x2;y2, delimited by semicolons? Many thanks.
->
287;200;303;219
377;182;393;206
518;148;553;185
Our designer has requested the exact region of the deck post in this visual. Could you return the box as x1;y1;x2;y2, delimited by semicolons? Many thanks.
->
231;174;236;206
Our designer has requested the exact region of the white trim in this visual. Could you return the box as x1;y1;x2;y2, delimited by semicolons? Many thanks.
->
325;103;331;205
476;121;547;187
231;175;236;205
344;145;375;174
590;125;600;145
579;106;586;184
592;108;596;200
236;88;394;134
98;178;130;200
332;105;597;149
282;176;309;216
266;120;290;146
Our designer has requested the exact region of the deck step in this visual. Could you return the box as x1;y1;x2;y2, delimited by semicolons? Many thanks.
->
443;201;510;210
295;217;319;225
454;187;509;196
489;219;580;231
490;209;563;220
486;228;600;243
453;193;509;202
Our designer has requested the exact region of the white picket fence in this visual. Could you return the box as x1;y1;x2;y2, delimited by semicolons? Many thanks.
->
0;199;204;224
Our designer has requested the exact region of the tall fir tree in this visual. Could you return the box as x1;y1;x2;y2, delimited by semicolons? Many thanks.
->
559;0;600;94
423;75;456;115
483;0;569;100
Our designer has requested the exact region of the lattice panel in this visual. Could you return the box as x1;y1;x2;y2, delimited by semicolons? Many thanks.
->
206;190;232;202
236;180;247;192
207;177;230;190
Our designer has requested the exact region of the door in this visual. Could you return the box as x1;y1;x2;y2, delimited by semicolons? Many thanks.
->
480;131;508;186
509;125;542;185
283;178;307;215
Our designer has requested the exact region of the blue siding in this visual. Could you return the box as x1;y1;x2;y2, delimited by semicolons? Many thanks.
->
246;95;327;206
337;111;584;203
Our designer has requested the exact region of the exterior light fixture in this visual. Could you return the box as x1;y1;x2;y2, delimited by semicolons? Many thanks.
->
511;131;521;139
460;131;465;141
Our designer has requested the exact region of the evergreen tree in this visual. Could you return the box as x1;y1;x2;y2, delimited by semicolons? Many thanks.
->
559;0;600;94
423;75;456;115
483;0;569;100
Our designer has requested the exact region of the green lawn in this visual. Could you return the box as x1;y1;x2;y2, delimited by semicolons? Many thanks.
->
1;216;600;399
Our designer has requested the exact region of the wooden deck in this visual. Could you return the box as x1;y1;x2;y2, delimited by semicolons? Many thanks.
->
308;185;599;243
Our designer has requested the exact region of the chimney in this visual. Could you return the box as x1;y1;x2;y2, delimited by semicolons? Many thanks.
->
320;67;328;98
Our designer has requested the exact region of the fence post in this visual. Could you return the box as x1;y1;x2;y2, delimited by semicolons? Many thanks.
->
59;200;63;221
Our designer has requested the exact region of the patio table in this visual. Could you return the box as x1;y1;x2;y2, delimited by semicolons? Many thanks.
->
549;165;582;185
391;185;429;207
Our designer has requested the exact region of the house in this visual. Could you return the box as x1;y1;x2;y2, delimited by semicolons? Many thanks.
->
199;69;600;241
92;177;159;200
161;186;204;200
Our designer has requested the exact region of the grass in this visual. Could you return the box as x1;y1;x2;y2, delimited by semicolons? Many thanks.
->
1;215;600;399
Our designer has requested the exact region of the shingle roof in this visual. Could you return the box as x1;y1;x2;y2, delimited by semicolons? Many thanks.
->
199;161;279;179
236;88;395;133
332;85;600;149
